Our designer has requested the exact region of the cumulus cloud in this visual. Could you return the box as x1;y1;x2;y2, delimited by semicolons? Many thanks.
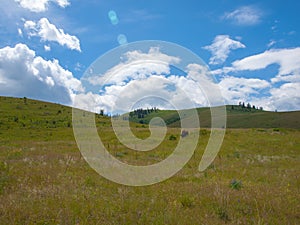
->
74;47;224;114
203;35;246;65
223;6;262;26
219;76;270;103
269;82;300;111
75;76;177;113
0;43;82;104
1;43;297;112
244;81;300;112
218;78;300;112
212;47;300;111
15;0;70;13
78;73;212;114
87;47;180;86
24;18;81;51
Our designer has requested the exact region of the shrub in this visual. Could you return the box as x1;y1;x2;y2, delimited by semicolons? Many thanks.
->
216;206;230;221
233;151;240;158
230;179;242;190
180;195;194;208
169;134;177;140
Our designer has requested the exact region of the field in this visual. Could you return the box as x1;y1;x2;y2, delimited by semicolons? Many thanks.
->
0;97;299;224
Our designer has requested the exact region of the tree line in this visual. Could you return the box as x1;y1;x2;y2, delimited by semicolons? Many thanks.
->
129;107;159;119
233;102;263;111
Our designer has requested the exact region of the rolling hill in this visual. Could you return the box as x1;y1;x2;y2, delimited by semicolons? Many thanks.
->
128;105;300;129
1;96;300;129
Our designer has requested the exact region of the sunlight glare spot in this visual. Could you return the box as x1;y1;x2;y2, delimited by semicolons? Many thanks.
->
108;10;119;25
117;34;128;45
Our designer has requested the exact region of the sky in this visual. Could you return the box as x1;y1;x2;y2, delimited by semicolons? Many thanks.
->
0;0;299;112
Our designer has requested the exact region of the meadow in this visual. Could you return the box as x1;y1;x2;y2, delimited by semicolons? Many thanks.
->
0;97;299;224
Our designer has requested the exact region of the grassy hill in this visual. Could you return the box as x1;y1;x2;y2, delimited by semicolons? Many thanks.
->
1;96;299;130
0;96;299;224
129;105;300;129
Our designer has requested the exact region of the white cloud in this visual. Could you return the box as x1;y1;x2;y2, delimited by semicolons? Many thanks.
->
24;18;81;52
203;35;246;65
217;75;300;111
246;82;300;111
73;92;109;114
213;47;300;111
55;0;70;8
213;47;300;83
24;20;36;29
15;0;48;12
87;47;180;86
75;76;175;113
44;45;51;51
77;73;211;114
223;6;262;26
269;82;300;111
0;43;82;104
219;76;270;103
15;0;70;13
74;62;84;72
267;40;276;48
75;47;224;114
231;47;300;83
17;28;23;37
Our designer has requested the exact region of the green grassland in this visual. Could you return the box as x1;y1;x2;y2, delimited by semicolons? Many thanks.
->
129;105;300;129
0;96;299;224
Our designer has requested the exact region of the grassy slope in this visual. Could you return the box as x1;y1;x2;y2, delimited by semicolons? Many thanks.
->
0;96;299;224
1;96;299;130
129;105;300;129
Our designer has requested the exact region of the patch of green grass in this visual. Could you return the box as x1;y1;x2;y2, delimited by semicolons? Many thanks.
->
168;134;177;140
216;206;230;222
230;179;242;190
179;195;194;208
0;161;10;194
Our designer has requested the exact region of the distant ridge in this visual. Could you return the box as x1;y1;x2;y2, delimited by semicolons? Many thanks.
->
1;96;300;129
126;106;300;129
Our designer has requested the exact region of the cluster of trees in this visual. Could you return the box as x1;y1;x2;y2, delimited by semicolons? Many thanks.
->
129;107;159;119
235;102;263;111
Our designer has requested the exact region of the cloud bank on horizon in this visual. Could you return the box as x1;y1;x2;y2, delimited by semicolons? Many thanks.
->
0;1;299;112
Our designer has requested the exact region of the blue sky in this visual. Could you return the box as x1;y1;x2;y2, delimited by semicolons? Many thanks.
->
0;0;299;112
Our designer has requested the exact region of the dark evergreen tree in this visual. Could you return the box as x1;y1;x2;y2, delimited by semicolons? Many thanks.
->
100;109;104;116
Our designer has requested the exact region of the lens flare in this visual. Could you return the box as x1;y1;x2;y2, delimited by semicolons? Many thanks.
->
117;34;128;45
108;10;119;25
